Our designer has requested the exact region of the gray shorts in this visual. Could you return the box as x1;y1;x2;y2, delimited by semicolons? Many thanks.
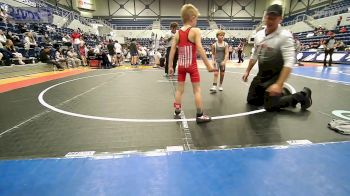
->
215;61;226;72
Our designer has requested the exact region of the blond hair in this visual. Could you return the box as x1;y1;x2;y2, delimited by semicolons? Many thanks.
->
181;4;200;23
216;30;225;37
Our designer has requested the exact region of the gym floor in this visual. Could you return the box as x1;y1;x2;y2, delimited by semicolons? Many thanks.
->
1;63;350;195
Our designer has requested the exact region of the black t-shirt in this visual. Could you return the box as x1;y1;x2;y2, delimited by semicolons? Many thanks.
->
129;42;137;53
107;43;115;54
39;50;50;62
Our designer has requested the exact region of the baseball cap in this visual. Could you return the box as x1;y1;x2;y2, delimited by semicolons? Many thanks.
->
266;4;283;16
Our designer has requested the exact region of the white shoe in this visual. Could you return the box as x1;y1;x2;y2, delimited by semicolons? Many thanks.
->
210;86;217;92
218;86;223;91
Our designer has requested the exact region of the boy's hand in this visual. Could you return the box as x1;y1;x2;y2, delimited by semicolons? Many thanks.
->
207;65;217;72
169;67;174;76
242;71;249;82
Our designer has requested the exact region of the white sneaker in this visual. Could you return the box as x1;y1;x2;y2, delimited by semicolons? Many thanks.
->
210;86;217;92
218;86;223;91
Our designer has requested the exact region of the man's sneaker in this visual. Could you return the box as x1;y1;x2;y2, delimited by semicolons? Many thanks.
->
196;114;212;123
218;86;223;91
210;86;217;92
300;87;312;110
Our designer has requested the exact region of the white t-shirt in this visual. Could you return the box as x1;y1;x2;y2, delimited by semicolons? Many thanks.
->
114;43;122;53
164;31;176;48
73;38;81;45
251;25;295;68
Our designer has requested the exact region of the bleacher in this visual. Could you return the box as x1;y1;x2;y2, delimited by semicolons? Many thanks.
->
111;19;154;29
295;25;350;49
313;0;350;19
0;19;102;67
214;20;259;30
201;37;246;48
135;38;152;48
160;19;209;29
283;0;350;26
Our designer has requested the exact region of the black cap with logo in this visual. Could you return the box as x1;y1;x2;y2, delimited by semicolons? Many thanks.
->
266;4;283;16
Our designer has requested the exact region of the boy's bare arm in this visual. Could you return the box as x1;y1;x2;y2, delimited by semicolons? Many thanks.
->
193;28;214;71
223;44;229;65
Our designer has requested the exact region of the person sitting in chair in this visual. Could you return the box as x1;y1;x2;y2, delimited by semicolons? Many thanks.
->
39;46;64;71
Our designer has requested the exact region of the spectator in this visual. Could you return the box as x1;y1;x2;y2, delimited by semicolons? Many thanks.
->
39;46;64;70
0;30;7;45
228;45;233;60
5;31;21;47
294;36;301;66
337;16;342;27
87;47;95;58
152;49;160;67
43;33;52;46
317;25;325;35
114;40;122;66
46;25;55;34
0;42;12;66
123;47;129;61
4;39;25;65
345;45;350;52
55;48;67;68
32;23;39;32
79;40;87;66
100;51;112;69
24;32;38;57
164;22;178;76
0;7;8;23
129;38;138;66
336;41;346;51
18;23;28;34
340;26;347;33
237;41;244;63
62;33;72;47
71;29;81;56
94;44;101;54
67;48;81;68
107;39;116;66
327;31;334;36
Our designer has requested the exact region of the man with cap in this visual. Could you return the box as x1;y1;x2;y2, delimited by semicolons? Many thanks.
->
242;4;312;111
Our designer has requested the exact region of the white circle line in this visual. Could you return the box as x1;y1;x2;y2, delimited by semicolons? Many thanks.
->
38;71;296;123
332;110;350;121
225;71;297;94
